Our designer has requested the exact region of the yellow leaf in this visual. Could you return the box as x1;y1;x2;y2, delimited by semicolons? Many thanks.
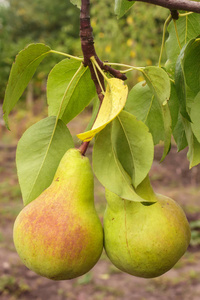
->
77;78;128;142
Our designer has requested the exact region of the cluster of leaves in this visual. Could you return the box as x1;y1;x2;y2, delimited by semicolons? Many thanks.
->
90;0;168;71
2;1;200;205
0;0;168;100
165;14;200;168
3;44;97;205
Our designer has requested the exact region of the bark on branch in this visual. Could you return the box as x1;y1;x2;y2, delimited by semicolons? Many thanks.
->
79;0;127;155
80;0;127;104
128;0;200;13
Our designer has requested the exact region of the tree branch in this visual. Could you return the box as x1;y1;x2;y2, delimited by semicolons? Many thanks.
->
80;0;104;102
79;0;127;155
80;0;126;102
128;0;200;13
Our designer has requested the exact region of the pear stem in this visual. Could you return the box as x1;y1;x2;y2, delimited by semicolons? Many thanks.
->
79;141;90;156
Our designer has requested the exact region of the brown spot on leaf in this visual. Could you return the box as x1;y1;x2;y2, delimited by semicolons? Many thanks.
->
55;177;60;182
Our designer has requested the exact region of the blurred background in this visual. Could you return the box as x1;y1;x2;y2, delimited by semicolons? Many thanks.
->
0;1;200;299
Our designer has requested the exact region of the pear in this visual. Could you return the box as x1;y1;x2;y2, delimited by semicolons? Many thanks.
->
104;176;191;278
13;148;103;280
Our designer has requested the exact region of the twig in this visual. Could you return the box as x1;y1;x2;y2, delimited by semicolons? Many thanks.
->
128;0;200;13
79;0;127;155
80;0;126;102
80;0;104;102
79;0;104;155
158;14;172;67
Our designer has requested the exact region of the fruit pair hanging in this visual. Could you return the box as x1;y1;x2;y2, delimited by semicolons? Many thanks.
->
13;148;191;280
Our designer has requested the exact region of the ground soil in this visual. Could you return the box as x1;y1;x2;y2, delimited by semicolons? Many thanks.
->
0;110;200;300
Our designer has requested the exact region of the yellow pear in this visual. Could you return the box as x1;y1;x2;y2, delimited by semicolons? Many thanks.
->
104;176;191;278
13;148;103;280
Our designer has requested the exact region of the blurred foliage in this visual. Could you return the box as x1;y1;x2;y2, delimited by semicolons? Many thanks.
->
190;220;200;247
0;0;80;101
91;1;168;66
0;275;30;297
0;0;168;101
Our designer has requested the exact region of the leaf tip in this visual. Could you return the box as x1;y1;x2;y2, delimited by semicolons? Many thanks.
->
3;113;10;131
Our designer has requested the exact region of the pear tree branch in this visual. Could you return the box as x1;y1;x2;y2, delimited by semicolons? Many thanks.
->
79;0;127;155
80;0;126;103
128;0;200;13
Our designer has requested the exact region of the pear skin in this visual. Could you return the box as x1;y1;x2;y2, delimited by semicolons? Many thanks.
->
104;177;191;278
13;148;103;280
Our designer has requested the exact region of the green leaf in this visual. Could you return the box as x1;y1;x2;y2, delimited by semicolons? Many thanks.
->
125;81;172;160
189;136;200;168
165;14;200;74
182;117;200;168
173;114;188;152
125;82;152;122
125;82;164;144
3;44;51;128
115;0;135;18
191;92;200;143
16;116;74;205
142;66;171;105
186;86;198;110
93;123;148;202
112;110;154;188
47;59;95;124
145;96;165;146
184;39;200;95
160;102;172;162
168;83;179;131
70;0;81;9
175;43;191;121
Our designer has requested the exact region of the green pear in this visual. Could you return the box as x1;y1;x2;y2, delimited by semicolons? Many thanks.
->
13;148;103;280
104;176;191;278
